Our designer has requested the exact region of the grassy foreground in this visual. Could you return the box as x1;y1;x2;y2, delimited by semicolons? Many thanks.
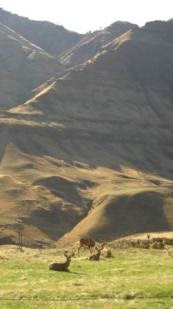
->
0;246;173;308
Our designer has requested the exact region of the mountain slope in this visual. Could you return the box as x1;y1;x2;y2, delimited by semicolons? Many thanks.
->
58;169;173;246
0;22;63;109
10;21;173;176
0;8;82;55
59;21;137;66
0;19;173;246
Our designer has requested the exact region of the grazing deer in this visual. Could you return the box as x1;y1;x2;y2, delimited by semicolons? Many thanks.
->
89;243;105;261
49;251;73;272
78;237;96;256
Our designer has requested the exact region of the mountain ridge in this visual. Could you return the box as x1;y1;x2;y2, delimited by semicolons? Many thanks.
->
0;20;64;109
0;10;173;246
58;21;137;66
0;8;83;55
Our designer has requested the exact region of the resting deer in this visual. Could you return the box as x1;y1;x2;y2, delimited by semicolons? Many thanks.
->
165;245;173;257
101;244;112;258
78;237;96;256
89;243;105;261
49;251;73;272
150;239;165;249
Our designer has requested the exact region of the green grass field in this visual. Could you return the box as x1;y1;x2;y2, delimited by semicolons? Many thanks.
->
0;246;173;308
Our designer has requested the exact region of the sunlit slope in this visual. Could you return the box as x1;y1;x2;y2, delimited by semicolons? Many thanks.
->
0;133;173;246
58;168;173;246
0;8;82;56
10;21;173;177
0;20;173;246
0;130;129;246
0;23;63;109
59;21;137;66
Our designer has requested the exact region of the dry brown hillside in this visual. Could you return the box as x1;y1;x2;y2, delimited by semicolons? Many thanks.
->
58;169;173;246
0;19;173;246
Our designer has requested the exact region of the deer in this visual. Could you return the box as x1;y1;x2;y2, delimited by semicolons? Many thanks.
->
147;233;151;241
150;239;165;249
165;245;173;257
89;243;105;261
49;251;74;272
139;239;150;249
101;244;113;258
77;237;96;256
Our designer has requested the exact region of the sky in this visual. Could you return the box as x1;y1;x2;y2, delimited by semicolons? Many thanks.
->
0;0;173;33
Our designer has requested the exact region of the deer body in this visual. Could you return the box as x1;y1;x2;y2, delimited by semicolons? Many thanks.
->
150;239;165;249
78;237;95;256
49;251;73;271
89;243;105;261
101;247;112;258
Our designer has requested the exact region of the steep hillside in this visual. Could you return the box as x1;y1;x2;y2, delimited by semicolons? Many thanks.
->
0;22;63;109
10;21;173;177
0;19;173;246
59;21;137;66
0;8;82;55
144;19;173;44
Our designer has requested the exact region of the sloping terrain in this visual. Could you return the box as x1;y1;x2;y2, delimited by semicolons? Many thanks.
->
0;8;82;55
0;22;63;108
0;134;121;246
59;21;137;66
10;21;173;176
0;133;172;247
0;18;173;246
58;169;173;246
